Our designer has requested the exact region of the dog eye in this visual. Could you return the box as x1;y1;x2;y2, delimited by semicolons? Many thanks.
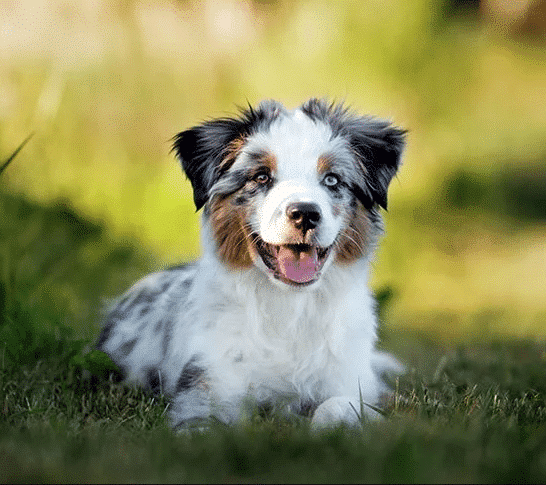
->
323;174;340;187
254;172;270;184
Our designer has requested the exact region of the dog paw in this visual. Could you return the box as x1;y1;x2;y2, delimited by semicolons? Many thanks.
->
311;396;381;428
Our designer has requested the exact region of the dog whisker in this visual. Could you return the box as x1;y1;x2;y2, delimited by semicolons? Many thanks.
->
98;97;405;429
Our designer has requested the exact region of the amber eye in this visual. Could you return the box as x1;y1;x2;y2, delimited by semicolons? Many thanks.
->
254;172;270;184
323;173;340;187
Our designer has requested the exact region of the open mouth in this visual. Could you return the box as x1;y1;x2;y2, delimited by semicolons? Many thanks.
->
254;235;332;286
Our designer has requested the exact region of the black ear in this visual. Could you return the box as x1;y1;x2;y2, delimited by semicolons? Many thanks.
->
348;118;406;210
173;119;247;211
173;102;284;211
173;128;207;211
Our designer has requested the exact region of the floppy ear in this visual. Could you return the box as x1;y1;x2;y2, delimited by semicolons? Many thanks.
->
173;102;284;211
348;119;406;210
172;118;248;211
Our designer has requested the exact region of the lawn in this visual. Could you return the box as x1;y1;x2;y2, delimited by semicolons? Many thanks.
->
2;0;546;482
2;183;546;483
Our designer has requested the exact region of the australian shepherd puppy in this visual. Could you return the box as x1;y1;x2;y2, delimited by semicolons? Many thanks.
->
97;98;406;428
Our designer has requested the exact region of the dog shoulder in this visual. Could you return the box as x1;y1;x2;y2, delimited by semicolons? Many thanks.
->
96;264;196;385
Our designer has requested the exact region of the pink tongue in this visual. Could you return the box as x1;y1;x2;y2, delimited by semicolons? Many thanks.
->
276;246;319;283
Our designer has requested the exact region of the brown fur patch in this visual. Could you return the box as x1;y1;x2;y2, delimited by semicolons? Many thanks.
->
209;195;254;268
208;142;279;269
256;151;277;173
220;140;278;176
317;154;334;175
335;204;372;264
219;137;246;173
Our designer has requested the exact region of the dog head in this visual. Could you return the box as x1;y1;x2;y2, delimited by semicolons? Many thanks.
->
173;99;405;288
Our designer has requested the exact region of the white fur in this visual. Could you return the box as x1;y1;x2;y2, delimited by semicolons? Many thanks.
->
98;100;404;428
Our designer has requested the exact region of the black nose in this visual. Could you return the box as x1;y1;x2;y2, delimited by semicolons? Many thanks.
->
286;202;322;232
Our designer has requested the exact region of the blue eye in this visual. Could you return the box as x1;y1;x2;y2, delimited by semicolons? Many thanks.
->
323;174;340;187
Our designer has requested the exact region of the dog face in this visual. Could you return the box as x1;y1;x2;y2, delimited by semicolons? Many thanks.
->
173;99;405;288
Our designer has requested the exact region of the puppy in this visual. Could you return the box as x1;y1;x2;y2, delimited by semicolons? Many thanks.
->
97;98;405;428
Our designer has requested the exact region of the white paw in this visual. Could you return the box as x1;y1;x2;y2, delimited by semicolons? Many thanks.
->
311;396;381;428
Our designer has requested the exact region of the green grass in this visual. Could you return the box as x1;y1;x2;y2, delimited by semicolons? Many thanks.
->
4;324;546;483
2;3;546;479
4;337;546;484
3;186;546;483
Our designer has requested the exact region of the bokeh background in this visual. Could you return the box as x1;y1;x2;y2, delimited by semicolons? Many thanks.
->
1;0;546;342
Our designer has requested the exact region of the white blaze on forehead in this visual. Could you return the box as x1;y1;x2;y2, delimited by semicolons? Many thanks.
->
233;108;345;178
248;109;348;246
226;108;350;246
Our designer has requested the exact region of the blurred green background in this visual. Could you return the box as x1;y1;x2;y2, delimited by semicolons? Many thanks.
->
1;0;546;342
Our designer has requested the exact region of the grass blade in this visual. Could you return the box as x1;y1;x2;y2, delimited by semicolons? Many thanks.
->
0;133;34;177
